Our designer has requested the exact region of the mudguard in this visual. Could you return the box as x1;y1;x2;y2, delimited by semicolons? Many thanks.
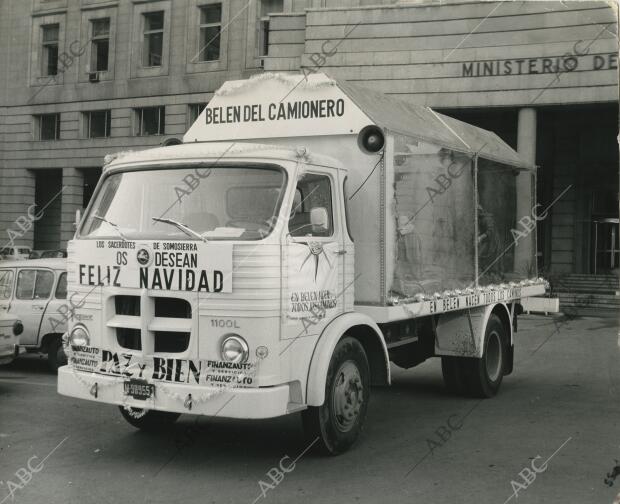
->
306;311;390;406
434;303;512;358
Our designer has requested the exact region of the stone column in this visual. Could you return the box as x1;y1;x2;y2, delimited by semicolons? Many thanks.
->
60;168;84;248
516;108;537;277
0;169;36;249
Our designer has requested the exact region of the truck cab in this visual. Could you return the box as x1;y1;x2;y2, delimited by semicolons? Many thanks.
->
59;146;360;440
0;258;68;370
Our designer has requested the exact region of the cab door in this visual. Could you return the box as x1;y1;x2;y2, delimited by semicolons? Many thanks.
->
8;269;55;346
282;168;346;344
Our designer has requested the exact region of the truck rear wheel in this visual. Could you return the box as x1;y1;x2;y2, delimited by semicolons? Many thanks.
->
441;314;508;398
441;356;466;395
301;337;370;455
119;407;180;432
468;314;507;397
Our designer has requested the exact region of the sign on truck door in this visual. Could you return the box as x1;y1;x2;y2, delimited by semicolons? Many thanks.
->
9;269;54;346
284;169;344;339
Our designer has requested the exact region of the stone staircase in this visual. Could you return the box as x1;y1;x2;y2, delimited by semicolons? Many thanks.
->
550;273;619;317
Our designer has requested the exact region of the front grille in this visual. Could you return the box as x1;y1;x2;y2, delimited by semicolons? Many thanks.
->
117;328;141;350
109;295;191;354
154;331;190;353
155;297;191;318
115;295;140;316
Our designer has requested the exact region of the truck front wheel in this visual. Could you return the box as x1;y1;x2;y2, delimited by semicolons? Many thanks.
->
119;407;180;432
302;337;370;455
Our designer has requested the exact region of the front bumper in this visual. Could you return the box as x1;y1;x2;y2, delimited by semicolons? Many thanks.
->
57;366;301;419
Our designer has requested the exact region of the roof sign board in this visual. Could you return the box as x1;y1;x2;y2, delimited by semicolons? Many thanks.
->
184;73;372;142
184;72;532;170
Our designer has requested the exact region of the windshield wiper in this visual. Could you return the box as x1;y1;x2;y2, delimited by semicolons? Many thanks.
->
152;217;208;242
92;215;128;241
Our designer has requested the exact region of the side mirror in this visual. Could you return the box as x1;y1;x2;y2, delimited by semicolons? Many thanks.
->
310;207;329;233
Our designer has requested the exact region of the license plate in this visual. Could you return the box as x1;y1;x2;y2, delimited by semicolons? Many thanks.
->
123;379;154;400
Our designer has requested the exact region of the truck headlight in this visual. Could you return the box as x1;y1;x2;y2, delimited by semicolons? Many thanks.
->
220;335;249;363
69;325;90;347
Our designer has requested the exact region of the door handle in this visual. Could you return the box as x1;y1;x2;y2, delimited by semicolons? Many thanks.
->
336;249;347;255
32;305;45;311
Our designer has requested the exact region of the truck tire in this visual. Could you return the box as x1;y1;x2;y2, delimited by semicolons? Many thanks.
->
301;337;370;455
119;407;181;432
441;356;467;395
47;337;67;372
463;314;508;398
441;314;508;398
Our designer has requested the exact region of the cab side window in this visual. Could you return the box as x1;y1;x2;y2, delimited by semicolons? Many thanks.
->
55;273;67;300
0;270;14;299
343;176;354;242
288;173;334;238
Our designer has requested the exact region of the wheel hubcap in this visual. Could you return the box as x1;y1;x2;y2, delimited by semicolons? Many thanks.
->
485;330;502;382
332;361;363;432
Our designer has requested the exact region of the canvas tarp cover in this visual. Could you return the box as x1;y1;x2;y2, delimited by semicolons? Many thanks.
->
337;79;531;170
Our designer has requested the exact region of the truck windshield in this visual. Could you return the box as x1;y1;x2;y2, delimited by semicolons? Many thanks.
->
80;165;287;241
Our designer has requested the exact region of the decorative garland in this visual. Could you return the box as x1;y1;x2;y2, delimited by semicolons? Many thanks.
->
215;72;336;97
64;341;264;412
155;358;263;409
388;278;548;306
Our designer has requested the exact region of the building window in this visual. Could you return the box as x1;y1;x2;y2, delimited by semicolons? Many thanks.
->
188;103;207;126
198;4;222;62
258;0;282;57
135;107;165;136
85;110;111;138
35;114;61;140
258;19;269;57
143;11;164;67
90;18;110;72
41;24;59;76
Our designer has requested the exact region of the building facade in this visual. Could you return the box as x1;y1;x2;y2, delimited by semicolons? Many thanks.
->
0;0;618;284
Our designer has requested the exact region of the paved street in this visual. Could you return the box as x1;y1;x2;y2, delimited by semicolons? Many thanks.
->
1;314;619;504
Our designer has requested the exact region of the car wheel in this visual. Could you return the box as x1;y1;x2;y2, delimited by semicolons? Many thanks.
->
301;337;370;455
48;337;67;372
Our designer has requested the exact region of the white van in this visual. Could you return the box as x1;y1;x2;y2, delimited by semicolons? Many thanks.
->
0;258;68;370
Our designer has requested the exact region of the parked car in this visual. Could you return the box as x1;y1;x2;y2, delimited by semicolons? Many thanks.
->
29;250;67;259
0;246;32;261
0;315;22;366
0;258;68;371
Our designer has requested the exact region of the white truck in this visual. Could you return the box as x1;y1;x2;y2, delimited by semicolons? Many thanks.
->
58;73;547;454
